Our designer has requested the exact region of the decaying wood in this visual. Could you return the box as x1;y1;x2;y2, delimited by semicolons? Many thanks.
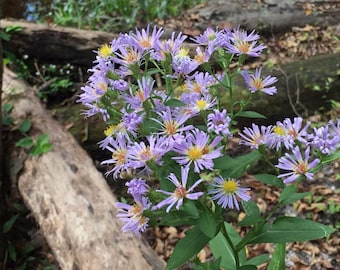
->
2;67;165;270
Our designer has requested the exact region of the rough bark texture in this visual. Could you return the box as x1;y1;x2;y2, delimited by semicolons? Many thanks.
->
187;0;340;35
2;67;165;270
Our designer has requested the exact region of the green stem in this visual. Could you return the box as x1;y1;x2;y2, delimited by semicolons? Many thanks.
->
221;223;240;269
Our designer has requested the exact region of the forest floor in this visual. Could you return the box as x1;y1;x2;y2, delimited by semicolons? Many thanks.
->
1;1;340;269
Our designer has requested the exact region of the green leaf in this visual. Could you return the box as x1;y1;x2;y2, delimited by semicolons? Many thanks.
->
249;216;336;243
214;150;261;178
164;98;185;107
209;222;247;270
197;209;218;238
244;254;270;266
237;111;267;119
321;151;340;165
166;226;211;270
193;257;222;270
15;137;34;148
7;243;17;262
242;201;260;217
279;185;311;205
3;214;20;233
19;118;32;133
36;133;50;145
238;201;264;226
255;174;284;188
267;243;285;270
3;103;13;113
239;265;257;270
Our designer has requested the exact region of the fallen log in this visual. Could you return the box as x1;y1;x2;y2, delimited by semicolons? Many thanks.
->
2;67;165;270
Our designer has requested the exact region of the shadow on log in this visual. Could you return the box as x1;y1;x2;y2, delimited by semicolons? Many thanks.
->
2;67;165;270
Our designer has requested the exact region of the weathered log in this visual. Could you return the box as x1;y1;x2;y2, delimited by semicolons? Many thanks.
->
2;67;165;270
188;0;340;35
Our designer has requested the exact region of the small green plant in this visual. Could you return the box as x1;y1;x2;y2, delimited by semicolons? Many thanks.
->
2;103;13;126
37;0;204;32
15;118;53;156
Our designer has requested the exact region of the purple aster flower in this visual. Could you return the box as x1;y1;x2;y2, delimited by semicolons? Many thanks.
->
111;79;129;91
154;166;204;212
186;72;217;95
127;135;169;173
172;129;223;172
208;177;251;210
224;27;266;57
152;107;194;144
116;196;151;237
191;27;223;46
269;117;310;151
121;110;144;137
126;178;149;201
276;146;320;184
112;44;143;67
124;76;155;110
308;125;339;155
152;31;187;61
130;25;164;51
241;67;278;95
329;119;340;143
187;94;217;115
101;136;131;180
193;45;214;65
207;109;232;137
239;123;273;149
81;103;110;121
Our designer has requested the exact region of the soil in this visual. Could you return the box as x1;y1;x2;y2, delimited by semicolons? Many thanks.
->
1;0;340;269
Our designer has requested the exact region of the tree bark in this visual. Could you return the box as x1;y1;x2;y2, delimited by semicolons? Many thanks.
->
2;67;165;270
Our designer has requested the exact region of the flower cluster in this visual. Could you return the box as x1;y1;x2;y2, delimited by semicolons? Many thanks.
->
239;118;340;183
78;25;339;239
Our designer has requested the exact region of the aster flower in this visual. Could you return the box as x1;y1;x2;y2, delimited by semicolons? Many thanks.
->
172;47;199;75
124;76;155;110
154;166;204;212
121;110;144;137
269;117;310;150
239;123;273;149
101;136;131;180
116;196;151;237
224;27;266;57
111;79;129;91
112;44;144;67
191;27;223;46
276;146;320;184
241;67;278;95
152;107;194;143
187;94;217;114
152;31;187;61
126;178;150;201
130;25;164;51
207;109;232;137
208;177;250;210
127;135;169;173
172;129;223;172
186;72;217;95
308;125;339;155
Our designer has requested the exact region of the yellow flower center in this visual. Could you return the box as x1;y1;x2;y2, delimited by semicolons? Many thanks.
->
130;204;143;215
223;179;238;193
104;124;116;137
139;147;152;161
98;44;112;58
295;162;307;174
192;83;203;94
196;99;207;110
177;47;189;58
187;146;202;160
139;39;152;48
136;89;145;101
250;78;264;90
97;81;108;91
113;150;126;165
165;121;177;135
238;41;250;54
194;53;204;64
274;126;285;136
174;186;187;199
